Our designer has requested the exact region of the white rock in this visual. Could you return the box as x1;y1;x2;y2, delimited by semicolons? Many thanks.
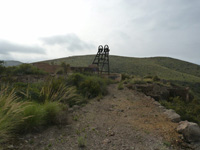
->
164;109;181;122
153;101;161;106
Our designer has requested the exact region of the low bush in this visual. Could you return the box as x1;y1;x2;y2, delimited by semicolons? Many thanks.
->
43;102;62;124
118;82;124;90
79;76;107;98
121;73;131;80
20;102;45;133
67;73;85;87
18;101;65;133
68;73;108;99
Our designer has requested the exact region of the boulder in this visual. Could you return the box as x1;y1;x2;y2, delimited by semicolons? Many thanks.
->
153;101;161;106
73;105;80;110
158;105;167;112
177;121;200;143
164;109;181;122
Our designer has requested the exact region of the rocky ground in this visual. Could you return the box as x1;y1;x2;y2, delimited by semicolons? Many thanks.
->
5;84;197;150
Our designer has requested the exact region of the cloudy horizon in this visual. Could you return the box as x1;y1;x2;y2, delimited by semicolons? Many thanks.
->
0;0;200;65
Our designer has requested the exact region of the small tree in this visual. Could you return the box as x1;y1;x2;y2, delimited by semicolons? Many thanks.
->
0;61;5;74
61;62;70;74
0;61;4;66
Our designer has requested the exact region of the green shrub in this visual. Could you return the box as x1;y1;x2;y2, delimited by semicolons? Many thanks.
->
68;73;108;99
60;62;70;74
0;65;6;75
67;73;85;87
79;76;107;98
43;102;62;124
19;101;64;132
118;82;124;90
121;73;131;80
20;102;45;132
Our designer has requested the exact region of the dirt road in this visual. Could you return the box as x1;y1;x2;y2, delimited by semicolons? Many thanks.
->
15;84;191;150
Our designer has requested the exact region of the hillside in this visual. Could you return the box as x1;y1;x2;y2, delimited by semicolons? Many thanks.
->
41;55;200;83
1;63;199;149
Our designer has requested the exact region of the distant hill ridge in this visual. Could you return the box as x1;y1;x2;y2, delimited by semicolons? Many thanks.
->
3;60;23;67
39;55;200;83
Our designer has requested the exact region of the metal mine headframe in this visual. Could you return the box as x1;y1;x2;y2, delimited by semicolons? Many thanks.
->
92;45;110;75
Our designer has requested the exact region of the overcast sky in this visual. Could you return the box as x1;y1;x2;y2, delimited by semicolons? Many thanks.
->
0;0;200;65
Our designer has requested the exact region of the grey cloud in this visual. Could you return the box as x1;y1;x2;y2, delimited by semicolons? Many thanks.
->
41;34;95;51
0;40;45;55
107;0;200;65
129;0;200;31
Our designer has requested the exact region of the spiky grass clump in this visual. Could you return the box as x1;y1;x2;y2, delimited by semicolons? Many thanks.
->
0;88;27;143
40;78;77;102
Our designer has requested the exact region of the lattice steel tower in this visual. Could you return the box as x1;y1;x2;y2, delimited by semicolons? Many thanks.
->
92;45;110;74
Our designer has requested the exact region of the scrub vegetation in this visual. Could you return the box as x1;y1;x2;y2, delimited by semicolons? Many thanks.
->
0;63;109;144
44;55;200;125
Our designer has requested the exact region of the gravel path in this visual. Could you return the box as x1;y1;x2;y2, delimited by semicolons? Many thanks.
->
13;84;192;150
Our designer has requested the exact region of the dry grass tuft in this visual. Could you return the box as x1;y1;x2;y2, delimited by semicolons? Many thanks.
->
0;87;27;143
